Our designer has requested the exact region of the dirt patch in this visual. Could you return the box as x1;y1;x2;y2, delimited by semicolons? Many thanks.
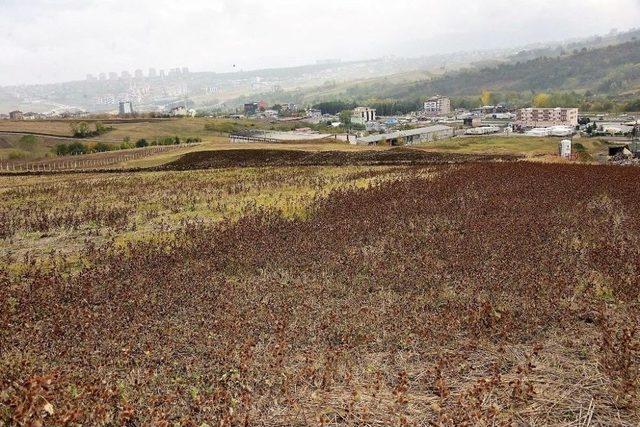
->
157;148;519;171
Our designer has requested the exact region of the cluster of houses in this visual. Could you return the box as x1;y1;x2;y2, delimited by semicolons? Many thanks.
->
2;103;197;120
0;109;89;120
326;99;584;145
225;96;594;146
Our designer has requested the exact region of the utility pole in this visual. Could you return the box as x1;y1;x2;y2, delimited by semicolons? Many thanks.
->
633;114;639;156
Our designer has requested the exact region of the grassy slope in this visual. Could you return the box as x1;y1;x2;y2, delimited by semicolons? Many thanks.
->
416;136;608;157
0;120;75;136
0;119;273;161
0;134;82;161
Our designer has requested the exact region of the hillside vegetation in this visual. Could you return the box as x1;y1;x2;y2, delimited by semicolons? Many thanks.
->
385;41;640;98
245;40;640;109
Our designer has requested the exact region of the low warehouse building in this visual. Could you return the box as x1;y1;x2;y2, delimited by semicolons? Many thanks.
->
356;125;453;146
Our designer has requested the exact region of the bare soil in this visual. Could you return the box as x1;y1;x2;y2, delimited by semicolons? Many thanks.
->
157;148;519;170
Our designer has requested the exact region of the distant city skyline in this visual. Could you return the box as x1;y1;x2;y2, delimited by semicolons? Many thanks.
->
1;0;640;86
85;67;190;81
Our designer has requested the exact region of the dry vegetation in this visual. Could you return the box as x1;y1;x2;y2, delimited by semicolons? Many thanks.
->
419;136;608;158
0;166;400;260
1;159;640;426
156;148;517;171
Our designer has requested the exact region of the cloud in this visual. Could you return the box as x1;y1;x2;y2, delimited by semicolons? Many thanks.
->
1;0;639;85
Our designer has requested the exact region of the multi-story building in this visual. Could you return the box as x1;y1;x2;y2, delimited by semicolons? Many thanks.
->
516;108;579;128
118;101;134;115
244;102;259;115
424;96;451;116
9;110;24;120
134;69;144;79
148;68;157;79
351;107;376;125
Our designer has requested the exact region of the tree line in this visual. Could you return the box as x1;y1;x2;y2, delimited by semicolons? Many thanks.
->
54;136;202;156
70;122;114;138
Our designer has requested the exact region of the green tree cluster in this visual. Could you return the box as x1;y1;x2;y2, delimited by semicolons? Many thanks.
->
70;121;114;138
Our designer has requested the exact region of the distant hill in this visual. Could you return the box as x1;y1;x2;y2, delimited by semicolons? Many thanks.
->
237;38;640;109
376;41;640;99
506;28;640;62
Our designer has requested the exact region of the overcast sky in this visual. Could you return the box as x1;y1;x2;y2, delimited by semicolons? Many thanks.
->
1;0;639;86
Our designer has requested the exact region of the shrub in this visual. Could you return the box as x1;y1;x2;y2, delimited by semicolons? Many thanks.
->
71;121;113;138
55;144;69;156
18;135;38;148
67;142;88;155
93;142;112;152
6;149;28;160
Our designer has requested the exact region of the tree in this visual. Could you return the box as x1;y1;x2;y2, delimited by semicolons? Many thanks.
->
95;122;110;135
480;90;495;106
339;110;352;126
94;142;111;152
120;139;134;149
533;93;551;108
67;142;88;155
314;101;356;115
135;138;149;148
55;143;69;156
71;122;91;138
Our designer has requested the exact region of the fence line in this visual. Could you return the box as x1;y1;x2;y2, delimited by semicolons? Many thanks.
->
230;134;282;144
0;143;199;173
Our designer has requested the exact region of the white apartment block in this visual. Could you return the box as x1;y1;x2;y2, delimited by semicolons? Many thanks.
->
351;107;377;125
516;108;579;128
424;96;451;116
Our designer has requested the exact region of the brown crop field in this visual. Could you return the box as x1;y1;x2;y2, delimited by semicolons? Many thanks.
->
156;148;518;170
1;160;640;425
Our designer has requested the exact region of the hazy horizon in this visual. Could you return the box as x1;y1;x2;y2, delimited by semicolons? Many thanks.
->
2;0;640;86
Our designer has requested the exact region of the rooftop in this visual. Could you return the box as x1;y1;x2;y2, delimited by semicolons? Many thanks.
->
357;125;452;144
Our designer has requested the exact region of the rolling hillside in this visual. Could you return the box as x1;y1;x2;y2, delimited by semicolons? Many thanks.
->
378;41;640;98
240;40;640;107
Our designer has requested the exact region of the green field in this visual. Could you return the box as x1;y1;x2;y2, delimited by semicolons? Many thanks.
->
0;133;72;161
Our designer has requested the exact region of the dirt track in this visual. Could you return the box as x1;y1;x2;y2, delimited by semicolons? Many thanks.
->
156;148;519;171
